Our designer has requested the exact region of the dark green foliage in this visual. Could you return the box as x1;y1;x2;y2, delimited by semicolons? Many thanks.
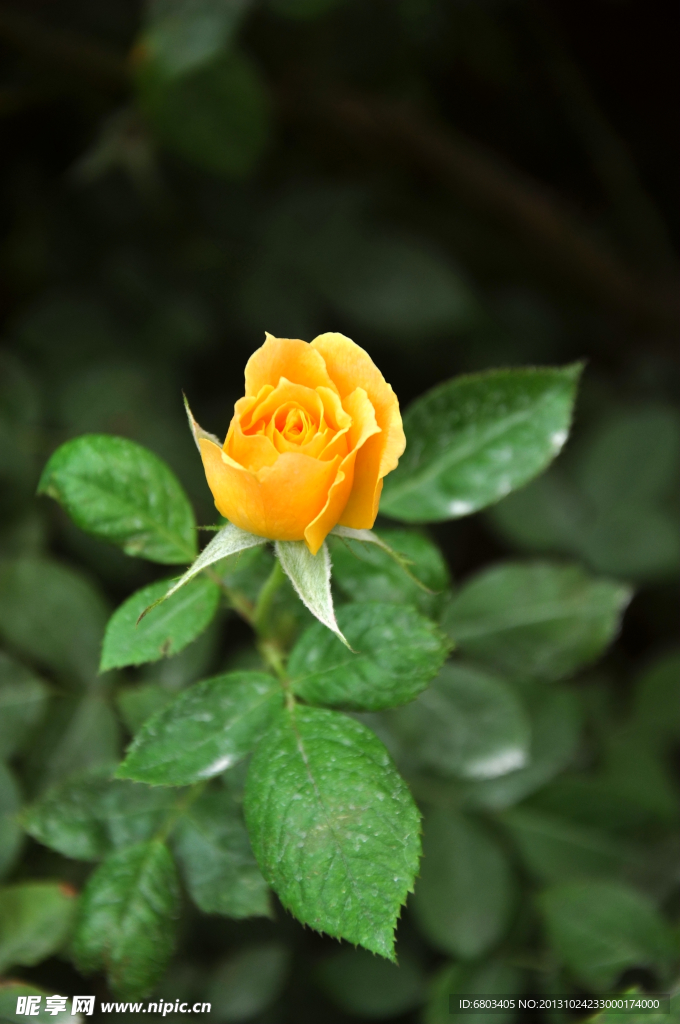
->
464;682;582;809
118;671;282;785
0;0;676;1017
0;882;78;973
489;406;680;580
23;770;179;861
0;653;49;758
100;576;220;670
0;983;75;1024
381;365;582;522
0;558;108;686
385;662;531;780
38;435;197;565
289;602;448;710
539;881;677;989
0;763;23;879
425;961;524;1024
172;786;270;918
206;943;290;1021
138;53;270;179
244;705;421;958
73;841;180;999
411;809;515;959
442;561;631;681
316;947;426;1018
329;527;451;617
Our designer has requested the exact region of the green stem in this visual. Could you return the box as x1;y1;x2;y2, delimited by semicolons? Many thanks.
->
204;566;255;625
253;558;286;636
258;638;288;683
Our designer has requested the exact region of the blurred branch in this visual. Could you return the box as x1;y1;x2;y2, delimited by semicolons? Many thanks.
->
525;2;677;275
0;7;129;91
317;92;679;332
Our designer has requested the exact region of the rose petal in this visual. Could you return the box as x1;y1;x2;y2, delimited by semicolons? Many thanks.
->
311;332;405;527
226;417;279;473
245;334;338;397
304;386;381;555
199;438;341;543
242;377;325;431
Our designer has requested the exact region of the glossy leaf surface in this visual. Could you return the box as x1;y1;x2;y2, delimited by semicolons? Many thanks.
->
100;576;220;671
73;840;180;999
289;602;448;711
386;662;531;779
442;561;631;681
38;435;196;564
172;786;270;918
329;527;450;617
244;705;421;959
24;771;178;861
118;672;282;785
381;365;582;522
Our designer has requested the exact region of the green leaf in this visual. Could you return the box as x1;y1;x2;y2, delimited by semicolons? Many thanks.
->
539;881;677;989
488;405;680;581
118;672;282;786
23;770;179;861
0;882;78;973
138;50;270;179
27;691;121;790
0;763;23;880
289;602;448;711
275;539;348;645
206;944;290;1022
145;522;266;612
244;705;421;958
38;435;196;565
442;561;631;681
139;616;220;689
100;576;220;671
386;662;531;779
0;652;49;758
500;808;628;883
602;723;679;829
411;808;515;959
172;786;270;918
115;682;176;734
526;772;675;840
73;840;180;999
424;960;524;1024
381;364;582;522
0;983;77;1024
633;650;680;745
140;0;253;80
316;947;426;1019
0;558;109;686
465;682;581;810
318;233;480;340
329;527;450;617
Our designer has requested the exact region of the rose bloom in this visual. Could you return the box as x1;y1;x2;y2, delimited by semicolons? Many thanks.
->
197;332;405;554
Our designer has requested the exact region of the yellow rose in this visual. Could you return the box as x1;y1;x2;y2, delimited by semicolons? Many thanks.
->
196;332;406;555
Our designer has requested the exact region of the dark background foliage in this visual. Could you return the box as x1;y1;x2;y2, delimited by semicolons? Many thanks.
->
0;1;678;1022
